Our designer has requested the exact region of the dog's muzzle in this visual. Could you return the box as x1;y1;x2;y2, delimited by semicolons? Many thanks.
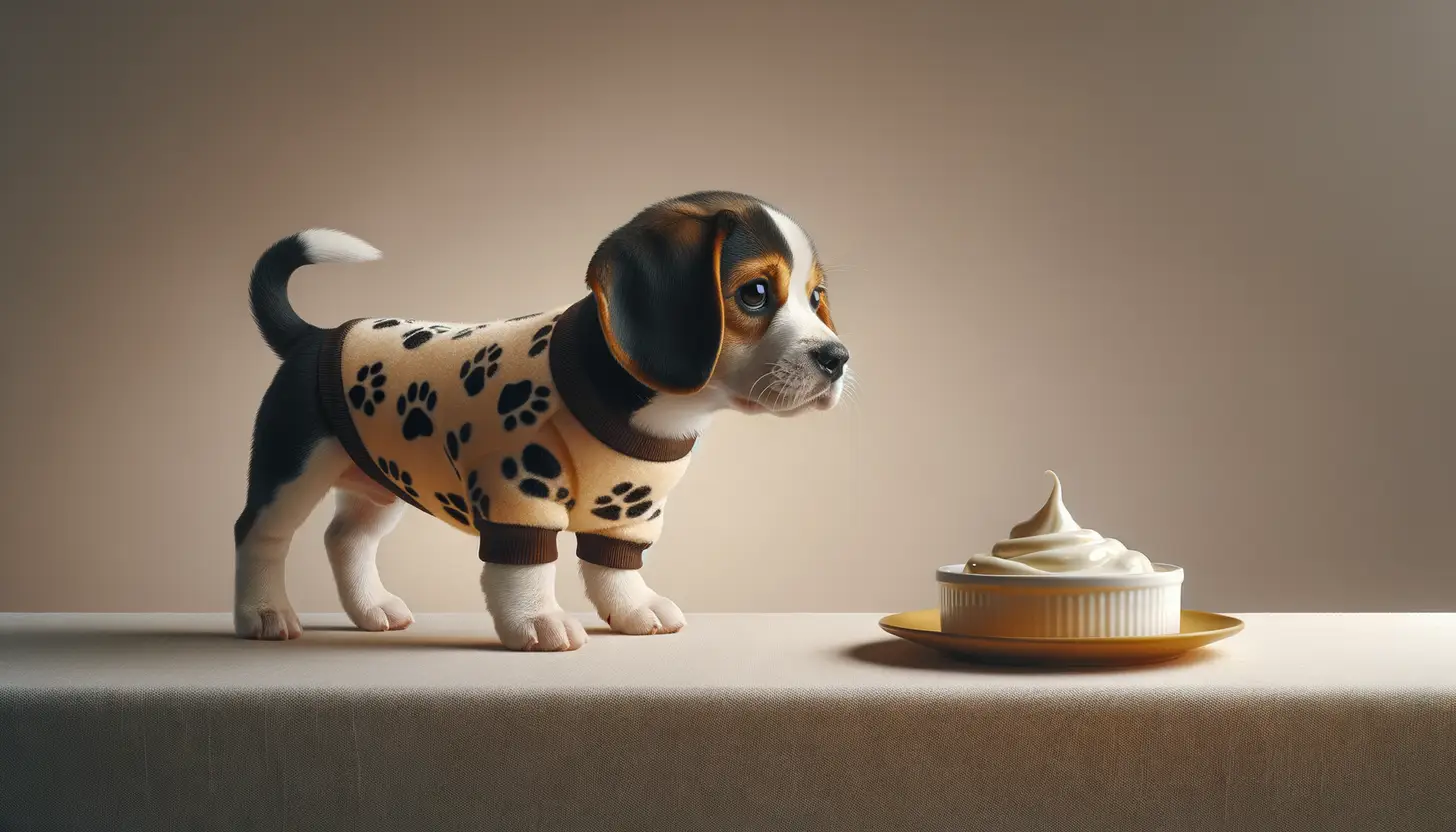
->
809;342;850;382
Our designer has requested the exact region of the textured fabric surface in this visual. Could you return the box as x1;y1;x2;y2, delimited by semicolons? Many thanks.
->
1;612;1453;831
323;296;691;566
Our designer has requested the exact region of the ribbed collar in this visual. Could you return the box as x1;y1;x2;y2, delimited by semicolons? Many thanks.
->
548;295;697;463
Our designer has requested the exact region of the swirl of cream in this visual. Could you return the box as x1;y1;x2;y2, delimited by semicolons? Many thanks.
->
963;471;1155;576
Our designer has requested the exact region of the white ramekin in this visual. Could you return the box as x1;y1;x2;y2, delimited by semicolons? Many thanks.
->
936;563;1185;638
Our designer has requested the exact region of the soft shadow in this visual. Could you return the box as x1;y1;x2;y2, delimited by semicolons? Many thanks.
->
0;630;239;648
3;620;623;654
0;628;507;653
842;637;1227;675
288;630;500;650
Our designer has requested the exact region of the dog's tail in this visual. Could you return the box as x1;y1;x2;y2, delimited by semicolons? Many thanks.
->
249;228;382;358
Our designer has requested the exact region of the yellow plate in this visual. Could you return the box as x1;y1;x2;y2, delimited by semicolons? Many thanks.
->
878;608;1244;667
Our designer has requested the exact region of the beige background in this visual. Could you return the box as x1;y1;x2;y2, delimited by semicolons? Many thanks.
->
1;0;1451;615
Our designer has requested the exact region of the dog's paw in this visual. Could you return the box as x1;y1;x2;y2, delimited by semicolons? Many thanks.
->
343;592;415;632
234;603;303;641
497;380;553;431
494;608;588;652
606;594;685;636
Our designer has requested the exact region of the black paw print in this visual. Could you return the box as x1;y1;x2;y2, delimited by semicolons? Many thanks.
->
376;457;420;499
451;323;489;340
400;324;451;350
444;422;473;479
433;491;471;526
500;443;572;506
497;380;552;431
591;481;656;522
466;470;490;529
396;381;437;440
371;318;407;330
527;322;555;358
347;362;388;416
459;343;503;397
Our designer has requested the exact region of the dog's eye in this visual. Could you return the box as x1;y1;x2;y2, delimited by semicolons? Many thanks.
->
737;279;770;311
810;287;824;310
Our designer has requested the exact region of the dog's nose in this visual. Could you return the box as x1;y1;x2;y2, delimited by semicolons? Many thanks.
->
809;342;850;381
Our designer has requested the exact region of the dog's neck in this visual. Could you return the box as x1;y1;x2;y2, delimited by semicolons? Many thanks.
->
548;295;712;461
631;388;725;439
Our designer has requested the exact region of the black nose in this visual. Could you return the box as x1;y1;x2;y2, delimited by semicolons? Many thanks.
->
809;342;850;381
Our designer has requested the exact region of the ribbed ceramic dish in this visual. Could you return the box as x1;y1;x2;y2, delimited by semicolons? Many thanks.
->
879;607;1244;667
937;562;1185;638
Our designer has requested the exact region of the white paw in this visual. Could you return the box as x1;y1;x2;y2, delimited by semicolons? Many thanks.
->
606;593;686;636
343;592;415;632
494;607;589;652
234;603;302;641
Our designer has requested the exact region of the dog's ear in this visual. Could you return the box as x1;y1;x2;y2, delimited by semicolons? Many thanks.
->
585;207;734;394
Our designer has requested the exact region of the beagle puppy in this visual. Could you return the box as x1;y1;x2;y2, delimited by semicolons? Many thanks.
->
235;190;849;651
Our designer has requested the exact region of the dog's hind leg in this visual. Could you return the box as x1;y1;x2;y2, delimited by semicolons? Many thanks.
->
234;438;351;639
324;483;413;631
234;341;349;640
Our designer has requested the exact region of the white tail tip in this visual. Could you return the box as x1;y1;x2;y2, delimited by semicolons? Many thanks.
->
298;228;382;263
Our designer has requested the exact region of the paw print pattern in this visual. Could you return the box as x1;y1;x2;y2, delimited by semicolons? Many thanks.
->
459;343;503;396
377;458;420;499
451;324;489;340
591;482;655;522
433;491;471;526
402;324;452;350
497;381;552;431
347;362;388;416
371;318;407;330
396;381;438;440
466;471;490;529
500;443;573;507
527;321;555;358
444;422;473;479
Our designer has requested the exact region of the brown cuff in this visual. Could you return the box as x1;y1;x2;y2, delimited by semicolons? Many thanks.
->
575;533;648;570
478;522;558;565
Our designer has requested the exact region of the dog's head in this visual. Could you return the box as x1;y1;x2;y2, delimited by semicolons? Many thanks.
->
586;191;849;431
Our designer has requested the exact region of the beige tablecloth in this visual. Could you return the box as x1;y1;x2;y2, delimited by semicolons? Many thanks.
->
2;612;1453;831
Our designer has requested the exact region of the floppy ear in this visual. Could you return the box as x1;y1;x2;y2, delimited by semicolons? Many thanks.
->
585;208;734;394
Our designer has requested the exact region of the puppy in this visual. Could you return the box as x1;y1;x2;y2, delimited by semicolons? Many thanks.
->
235;190;850;651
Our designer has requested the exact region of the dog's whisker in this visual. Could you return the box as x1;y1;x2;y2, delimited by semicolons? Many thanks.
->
772;380;794;412
747;370;777;402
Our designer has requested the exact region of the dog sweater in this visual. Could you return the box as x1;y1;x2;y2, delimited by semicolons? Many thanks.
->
318;296;697;569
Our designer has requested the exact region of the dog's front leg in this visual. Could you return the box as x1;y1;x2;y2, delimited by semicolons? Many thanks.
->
576;533;685;635
480;561;587;651
477;522;587;652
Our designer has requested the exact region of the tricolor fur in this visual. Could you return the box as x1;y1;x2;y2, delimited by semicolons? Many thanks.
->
235;191;850;651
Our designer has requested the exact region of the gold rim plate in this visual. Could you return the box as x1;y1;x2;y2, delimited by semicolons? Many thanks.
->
878;608;1245;667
